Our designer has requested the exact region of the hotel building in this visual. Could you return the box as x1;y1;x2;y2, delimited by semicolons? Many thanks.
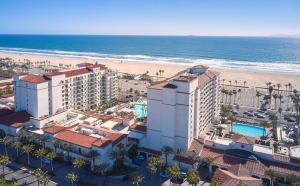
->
13;63;118;119
146;65;220;151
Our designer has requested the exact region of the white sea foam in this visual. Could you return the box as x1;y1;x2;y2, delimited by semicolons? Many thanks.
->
0;47;299;74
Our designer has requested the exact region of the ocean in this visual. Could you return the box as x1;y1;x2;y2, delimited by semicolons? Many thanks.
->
0;35;299;74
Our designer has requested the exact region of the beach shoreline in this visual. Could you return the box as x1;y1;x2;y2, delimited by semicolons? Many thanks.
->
0;51;299;89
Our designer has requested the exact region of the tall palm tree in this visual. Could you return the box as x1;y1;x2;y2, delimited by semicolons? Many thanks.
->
63;144;72;160
11;141;22;157
66;172;77;186
87;150;99;171
278;94;283;108
232;90;237;104
35;148;47;168
273;94;278;109
73;158;86;180
52;139;60;153
22;144;34;165
243;81;247;89
0;136;10;156
0;155;9;178
33;168;44;186
46;152;56;172
202;157;214;178
256;91;262;108
175;148;184;168
228;91;233;105
265;169;277;186
161;146;173;167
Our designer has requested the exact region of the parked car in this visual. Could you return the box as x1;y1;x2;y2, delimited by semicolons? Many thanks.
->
136;155;145;161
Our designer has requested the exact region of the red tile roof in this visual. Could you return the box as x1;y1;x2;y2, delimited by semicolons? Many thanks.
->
106;133;127;146
0;111;31;128
129;124;147;133
21;75;49;83
1;94;13;98
64;68;91;78
43;125;66;134
213;168;262;186
55;130;99;148
0;81;13;88
232;134;255;145
122;113;134;120
188;138;204;155
44;71;64;77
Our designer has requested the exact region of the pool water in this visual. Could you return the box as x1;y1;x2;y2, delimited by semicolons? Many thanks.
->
232;123;266;137
134;104;147;119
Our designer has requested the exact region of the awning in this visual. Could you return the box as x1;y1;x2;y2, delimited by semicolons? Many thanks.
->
128;131;145;139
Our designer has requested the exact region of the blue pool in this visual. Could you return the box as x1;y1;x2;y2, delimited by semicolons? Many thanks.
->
231;123;266;137
134;104;147;119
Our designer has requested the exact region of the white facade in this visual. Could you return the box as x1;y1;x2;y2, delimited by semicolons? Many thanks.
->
14;64;118;119
146;66;220;151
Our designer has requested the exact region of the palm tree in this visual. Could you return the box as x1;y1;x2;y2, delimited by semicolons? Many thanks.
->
228;91;233;105
132;174;144;186
63;144;72;160
66;172;77;186
0;136;10;156
33;168;44;186
161;146;173;167
0;155;9;177
35;148;47;168
46;152;56;172
22;144;34;165
221;89;226;103
40;175;50;186
229;80;232;86
187;168;200;186
202;157;214;178
73;158;86;180
87;150;99;171
277;83;281;94
268;85;274;108
265;169;277;186
273;94;278;109
94;162;109;176
165;164;180;184
243;81;247;89
232;89;237;104
278;94;283;108
11;141;22;157
175;148;184;168
51;139;60;153
256;91;262;108
278;107;283;118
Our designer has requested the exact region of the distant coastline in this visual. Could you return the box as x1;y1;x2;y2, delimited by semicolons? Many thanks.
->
0;35;300;74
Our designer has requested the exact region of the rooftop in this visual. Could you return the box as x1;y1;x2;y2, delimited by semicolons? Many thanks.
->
21;75;49;84
0;111;31;128
148;66;219;90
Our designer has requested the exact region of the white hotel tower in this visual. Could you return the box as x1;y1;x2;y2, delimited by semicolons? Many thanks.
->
146;65;220;151
14;63;118;119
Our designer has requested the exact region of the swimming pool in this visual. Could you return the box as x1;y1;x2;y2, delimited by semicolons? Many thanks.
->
134;103;147;119
231;123;266;137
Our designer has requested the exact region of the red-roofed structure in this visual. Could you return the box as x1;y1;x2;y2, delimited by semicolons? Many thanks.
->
21;75;49;83
0;111;31;128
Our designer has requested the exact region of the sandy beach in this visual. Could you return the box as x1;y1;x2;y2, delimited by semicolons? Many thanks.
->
0;51;299;89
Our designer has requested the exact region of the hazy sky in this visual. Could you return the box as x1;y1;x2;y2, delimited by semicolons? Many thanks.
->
1;0;300;36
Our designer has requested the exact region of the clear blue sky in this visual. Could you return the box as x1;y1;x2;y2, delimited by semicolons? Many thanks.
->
1;0;300;36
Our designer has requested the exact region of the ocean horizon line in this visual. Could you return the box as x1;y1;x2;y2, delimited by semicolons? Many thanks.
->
1;47;300;75
0;33;300;39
